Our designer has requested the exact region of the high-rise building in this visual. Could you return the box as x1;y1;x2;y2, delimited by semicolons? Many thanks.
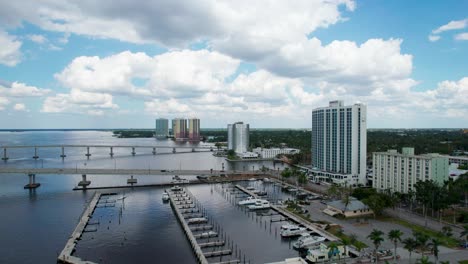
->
172;118;187;140
188;118;200;141
227;122;249;153
155;118;169;138
311;100;367;185
373;148;449;193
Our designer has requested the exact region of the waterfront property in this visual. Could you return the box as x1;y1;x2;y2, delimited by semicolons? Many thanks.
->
322;198;373;218
372;147;449;193
305;242;349;263
252;147;300;159
155;118;169;138
227;122;249;154
310;100;367;186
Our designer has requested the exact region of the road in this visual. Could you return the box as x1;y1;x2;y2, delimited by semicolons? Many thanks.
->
0;167;260;176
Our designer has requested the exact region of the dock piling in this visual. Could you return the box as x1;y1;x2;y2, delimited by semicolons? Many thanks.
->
2;148;8;161
60;146;66;158
85;147;91;158
24;173;41;189
33;147;39;159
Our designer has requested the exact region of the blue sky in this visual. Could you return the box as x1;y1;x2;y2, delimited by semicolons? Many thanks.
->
0;0;467;129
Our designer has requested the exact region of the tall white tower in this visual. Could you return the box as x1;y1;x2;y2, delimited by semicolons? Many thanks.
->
311;100;367;185
227;122;250;153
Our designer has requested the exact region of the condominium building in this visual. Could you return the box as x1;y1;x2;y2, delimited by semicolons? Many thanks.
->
172;118;187;140
373;147;449;193
310;100;367;185
188;118;200;141
252;147;300;159
227;122;249;153
155;118;169;138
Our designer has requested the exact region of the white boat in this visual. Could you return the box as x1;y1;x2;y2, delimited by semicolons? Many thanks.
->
263;178;271;182
238;196;262;205
248;178;257;181
293;233;326;249
195;231;218;238
280;225;307;237
281;224;299;231
248;199;270;210
187;217;208;224
246;186;256;191
162;192;170;201
171;185;182;191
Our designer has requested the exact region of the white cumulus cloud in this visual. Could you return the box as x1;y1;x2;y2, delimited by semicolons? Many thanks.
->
455;32;468;40
0;30;22;66
13;103;28;111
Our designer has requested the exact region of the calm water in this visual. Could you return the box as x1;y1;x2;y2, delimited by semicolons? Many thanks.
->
0;131;297;264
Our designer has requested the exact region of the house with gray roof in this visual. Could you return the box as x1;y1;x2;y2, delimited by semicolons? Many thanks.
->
323;197;373;218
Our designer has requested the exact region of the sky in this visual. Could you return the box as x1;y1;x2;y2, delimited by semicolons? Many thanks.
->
0;0;467;129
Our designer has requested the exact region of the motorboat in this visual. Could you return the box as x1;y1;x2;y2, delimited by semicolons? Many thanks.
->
280;225;307;237
248;199;270;210
256;191;267;196
246;186;256;191
238;196;262;205
172;175;181;181
162;192;170;201
281;224;299;231
263;178;271;182
248;178;257;181
287;187;299;193
187;217;208;224
195;231;218;238
171;185;182;191
293;233;326;249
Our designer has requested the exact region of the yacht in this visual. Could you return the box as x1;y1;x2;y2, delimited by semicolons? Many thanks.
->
293;233;326;249
256;191;267;196
162;192;170;201
263;178;271;182
246;186;256;191
248;199;270;210
280;225;307;237
171;185;182;191
248;178;257;181
238;196;262;205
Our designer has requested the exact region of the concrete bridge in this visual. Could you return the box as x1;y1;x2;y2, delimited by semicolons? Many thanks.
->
0;167;262;190
0;144;220;161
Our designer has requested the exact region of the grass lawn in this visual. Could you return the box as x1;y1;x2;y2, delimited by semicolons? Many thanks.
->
379;216;460;248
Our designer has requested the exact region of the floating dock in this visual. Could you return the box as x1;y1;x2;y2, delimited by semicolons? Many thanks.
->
167;189;209;264
57;192;101;264
168;187;242;263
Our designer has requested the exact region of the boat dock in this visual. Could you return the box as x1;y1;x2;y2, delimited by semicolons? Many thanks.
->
234;184;360;257
168;187;243;264
57;192;101;264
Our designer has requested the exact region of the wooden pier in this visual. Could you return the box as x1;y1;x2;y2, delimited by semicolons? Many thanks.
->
57;192;101;264
168;189;209;264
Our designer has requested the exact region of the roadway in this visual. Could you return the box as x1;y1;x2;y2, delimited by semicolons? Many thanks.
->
0;167;253;176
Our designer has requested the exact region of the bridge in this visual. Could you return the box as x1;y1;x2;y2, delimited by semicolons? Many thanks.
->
0;144;221;161
0;167;266;190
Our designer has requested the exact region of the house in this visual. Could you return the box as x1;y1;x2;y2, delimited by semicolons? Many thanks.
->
323;198;373;218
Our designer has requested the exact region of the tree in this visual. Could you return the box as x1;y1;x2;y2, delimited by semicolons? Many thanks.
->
429;238;440;264
363;194;386;218
417;256;434;264
327;242;340;262
341;237;351;258
403;237;418;264
297;172;308;185
367;229;384;258
413;231;430;257
281;168;291;179
441;226;452;237
388;229;403;262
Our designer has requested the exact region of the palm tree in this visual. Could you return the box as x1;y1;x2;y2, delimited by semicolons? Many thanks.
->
367;229;384;259
327;241;340;263
388;229;403;262
403;237;418;264
429;238;440;264
341;237;351;258
414;231;430;257
417;256;434;264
